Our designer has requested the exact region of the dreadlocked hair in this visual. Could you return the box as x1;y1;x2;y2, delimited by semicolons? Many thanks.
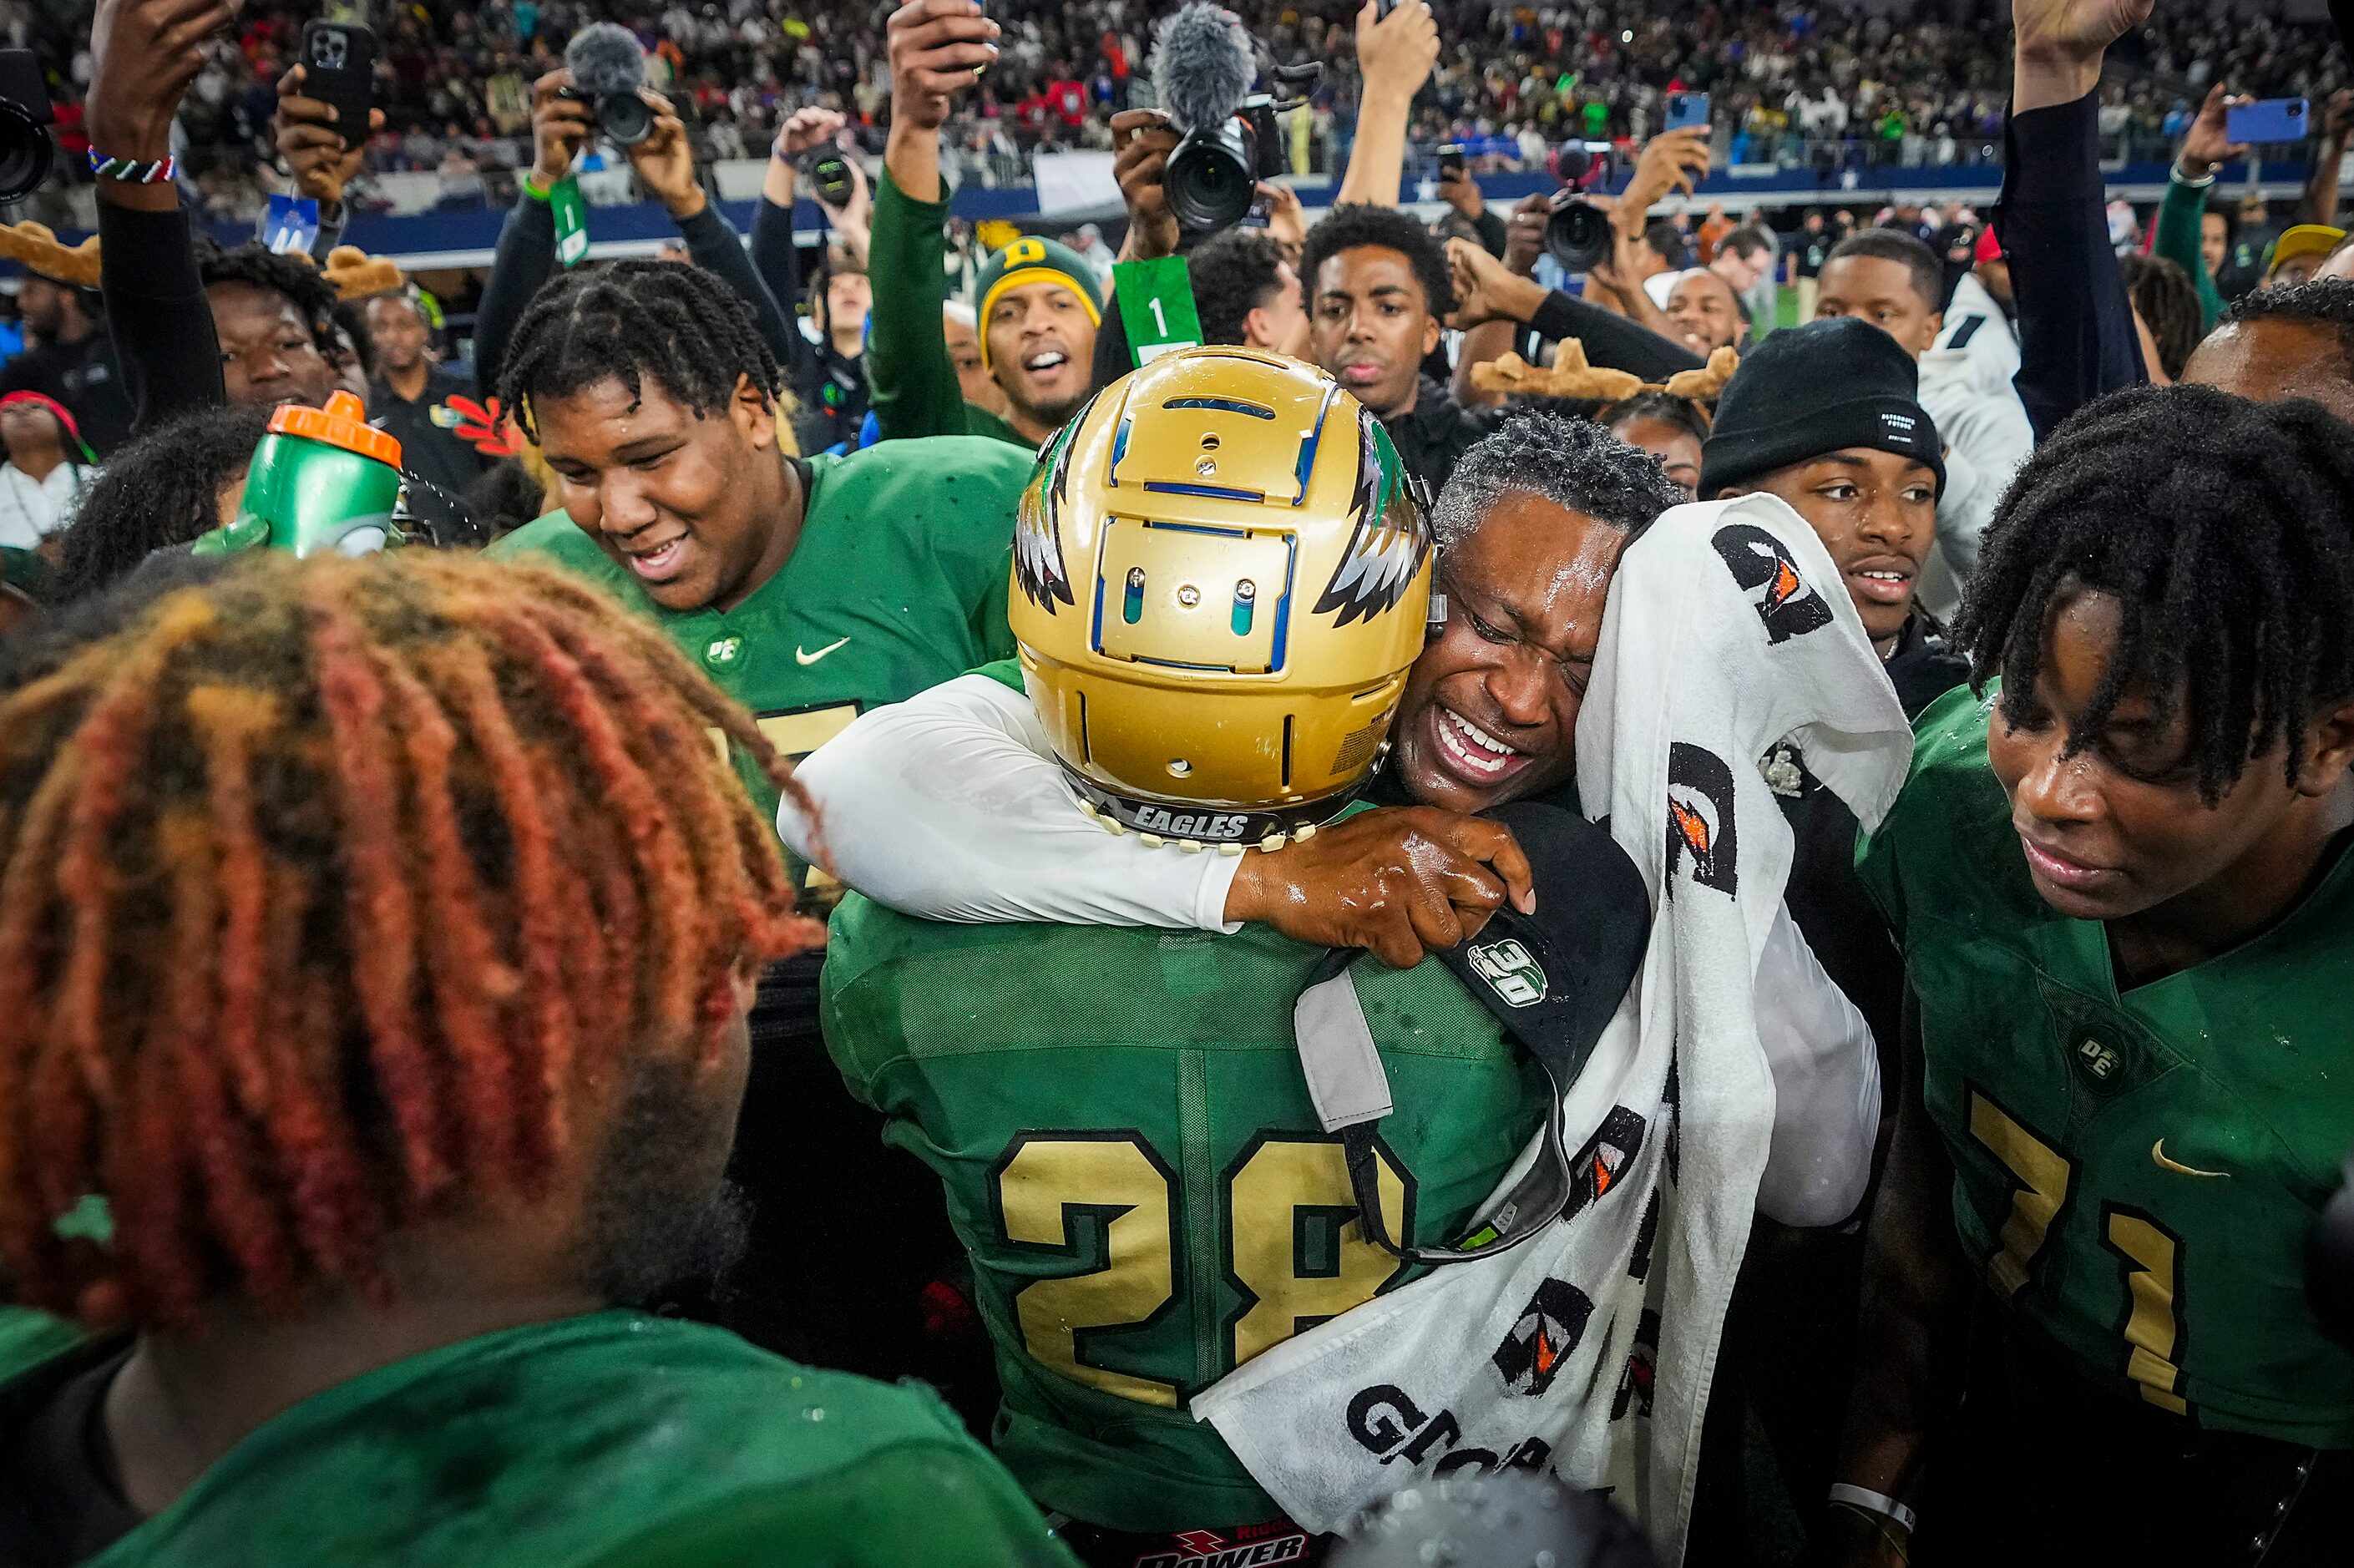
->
1956;384;2354;803
498;260;784;445
0;552;823;1330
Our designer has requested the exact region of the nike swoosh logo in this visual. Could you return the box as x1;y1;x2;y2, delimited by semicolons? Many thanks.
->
794;637;850;666
2152;1140;2228;1179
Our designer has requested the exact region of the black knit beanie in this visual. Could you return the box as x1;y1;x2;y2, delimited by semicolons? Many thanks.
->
1698;317;1945;499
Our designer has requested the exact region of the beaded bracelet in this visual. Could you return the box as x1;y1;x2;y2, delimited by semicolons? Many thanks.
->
88;150;177;184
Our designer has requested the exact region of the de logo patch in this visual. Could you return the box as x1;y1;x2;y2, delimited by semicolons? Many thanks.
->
1712;523;1835;644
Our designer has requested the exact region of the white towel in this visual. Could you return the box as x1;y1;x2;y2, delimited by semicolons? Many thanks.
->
1189;494;1911;1560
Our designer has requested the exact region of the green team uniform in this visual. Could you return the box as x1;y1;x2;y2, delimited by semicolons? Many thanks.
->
0;1307;1076;1566
868;170;1031;448
820;877;1549;1533
1860;686;2354;1447
486;438;1029;838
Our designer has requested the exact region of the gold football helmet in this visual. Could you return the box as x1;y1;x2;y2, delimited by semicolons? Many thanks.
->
1009;346;1431;851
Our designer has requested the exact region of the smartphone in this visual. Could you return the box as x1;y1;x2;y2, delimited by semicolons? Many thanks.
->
1664;92;1710;133
2225;97;2309;145
301;21;377;150
1438;143;1466;178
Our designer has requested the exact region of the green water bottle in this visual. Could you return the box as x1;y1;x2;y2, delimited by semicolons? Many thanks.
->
194;391;407;559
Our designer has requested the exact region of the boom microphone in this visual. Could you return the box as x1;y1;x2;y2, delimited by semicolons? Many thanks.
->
1151;3;1255;136
563;23;655;146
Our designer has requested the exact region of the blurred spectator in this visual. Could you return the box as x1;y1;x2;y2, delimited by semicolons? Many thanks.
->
1814;227;2032;620
364;288;490;498
0;392;97;552
0;236;134;455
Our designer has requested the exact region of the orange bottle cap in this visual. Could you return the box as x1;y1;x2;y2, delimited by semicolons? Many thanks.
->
267;390;402;469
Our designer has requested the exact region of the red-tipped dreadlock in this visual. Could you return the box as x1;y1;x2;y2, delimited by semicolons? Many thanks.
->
0;553;822;1330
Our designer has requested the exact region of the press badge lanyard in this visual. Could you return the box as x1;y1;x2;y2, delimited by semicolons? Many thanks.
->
1113;255;1204;365
1290;801;1651;1265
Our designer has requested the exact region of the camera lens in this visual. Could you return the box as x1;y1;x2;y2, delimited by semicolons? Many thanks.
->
1166;119;1258;232
598;91;655;147
0;102;53;206
811;154;854;205
1543;196;1612;273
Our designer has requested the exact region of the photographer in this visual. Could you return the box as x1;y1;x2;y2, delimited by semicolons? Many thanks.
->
752;106;875;453
869;0;1101;448
469;66;795;403
1082;109;1309;389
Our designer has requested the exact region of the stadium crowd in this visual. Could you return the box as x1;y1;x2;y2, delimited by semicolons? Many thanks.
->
10;0;2347;219
3;0;2354;1565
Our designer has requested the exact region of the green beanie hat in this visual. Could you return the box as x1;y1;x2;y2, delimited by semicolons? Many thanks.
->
973;235;1105;369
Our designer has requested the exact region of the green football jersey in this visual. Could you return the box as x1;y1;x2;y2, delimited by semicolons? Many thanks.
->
487;438;1028;845
0;1307;1076;1567
1860;686;2354;1447
820;892;1549;1533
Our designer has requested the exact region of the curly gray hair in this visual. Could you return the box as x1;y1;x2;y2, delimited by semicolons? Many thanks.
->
1428;410;1686;549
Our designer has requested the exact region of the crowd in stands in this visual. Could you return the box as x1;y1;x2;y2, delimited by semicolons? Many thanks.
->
13;0;2347;225
3;0;2354;1565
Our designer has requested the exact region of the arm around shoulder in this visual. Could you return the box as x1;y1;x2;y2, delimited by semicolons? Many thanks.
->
781;671;1242;930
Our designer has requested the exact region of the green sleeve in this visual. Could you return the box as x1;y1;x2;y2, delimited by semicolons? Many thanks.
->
974;554;1017;664
0;1307;83;1382
582;1442;1081;1568
969;657;1024;694
868;170;969;443
2155;177;2226;332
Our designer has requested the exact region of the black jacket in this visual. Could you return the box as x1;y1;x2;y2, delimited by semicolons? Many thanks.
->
1384;377;1493;493
1995;88;2144;439
1774;615;1970;1067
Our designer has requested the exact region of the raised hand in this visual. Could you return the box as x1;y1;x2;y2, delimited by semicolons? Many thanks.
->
1614;126;1711;238
2176;83;2249;179
1354;0;1439;104
775;104;847;159
529;68;595;186
1111;108;1181;260
2011;0;2154;112
276;63;385;210
625;90;706;220
1445;235;1545;329
89;0;236;208
888;0;999;136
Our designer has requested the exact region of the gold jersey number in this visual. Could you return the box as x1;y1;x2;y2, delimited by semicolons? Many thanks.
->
992;1130;1413;1407
1968;1087;2189;1413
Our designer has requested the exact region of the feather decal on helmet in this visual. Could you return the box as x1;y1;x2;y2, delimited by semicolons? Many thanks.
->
1014;404;1088;611
1313;412;1428;625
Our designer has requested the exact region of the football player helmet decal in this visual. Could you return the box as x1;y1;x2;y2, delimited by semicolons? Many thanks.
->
1314;417;1430;627
1013;397;1089;612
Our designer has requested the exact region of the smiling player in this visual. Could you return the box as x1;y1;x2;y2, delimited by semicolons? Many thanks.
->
1832;387;2354;1566
486;260;1029;833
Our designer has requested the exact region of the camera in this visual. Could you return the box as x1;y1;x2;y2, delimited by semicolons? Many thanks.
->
562;23;656;147
1166;97;1288;233
559;83;654;147
808;152;855;208
1150;4;1319;234
1541;140;1617;272
0;50;54;206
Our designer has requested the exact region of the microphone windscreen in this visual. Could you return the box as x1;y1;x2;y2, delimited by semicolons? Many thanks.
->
565;23;647;99
1151;3;1255;133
